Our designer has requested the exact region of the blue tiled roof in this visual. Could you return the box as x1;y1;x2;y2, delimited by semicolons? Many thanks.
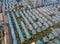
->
21;21;31;39
52;30;59;37
32;30;36;34
42;26;46;30
11;12;25;42
37;28;41;32
49;33;54;39
7;12;18;44
56;40;60;44
37;40;43;44
43;36;49;42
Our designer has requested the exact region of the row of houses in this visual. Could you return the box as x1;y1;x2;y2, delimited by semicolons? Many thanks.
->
6;5;60;44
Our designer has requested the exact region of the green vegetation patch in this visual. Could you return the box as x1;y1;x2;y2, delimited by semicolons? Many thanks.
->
17;18;24;24
49;13;55;17
0;26;3;28
54;23;60;28
0;40;2;44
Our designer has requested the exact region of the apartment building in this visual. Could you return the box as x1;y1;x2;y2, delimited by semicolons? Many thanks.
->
27;0;43;7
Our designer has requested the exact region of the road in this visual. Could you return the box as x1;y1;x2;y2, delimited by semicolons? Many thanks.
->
3;14;12;44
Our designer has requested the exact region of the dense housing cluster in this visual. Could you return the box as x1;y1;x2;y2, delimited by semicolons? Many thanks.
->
2;0;60;44
6;6;60;44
